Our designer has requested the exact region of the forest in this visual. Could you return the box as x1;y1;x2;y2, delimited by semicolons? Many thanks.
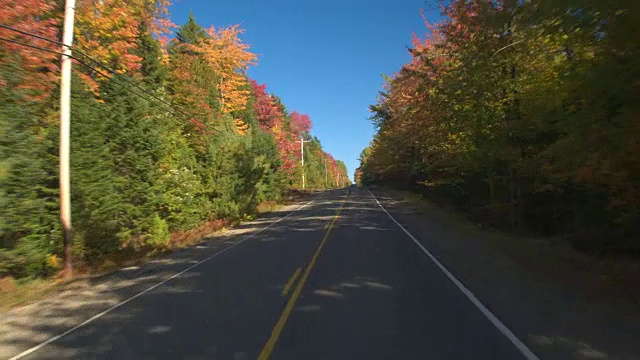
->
0;0;349;280
357;0;639;255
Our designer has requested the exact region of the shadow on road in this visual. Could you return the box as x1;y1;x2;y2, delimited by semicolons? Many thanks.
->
0;190;352;359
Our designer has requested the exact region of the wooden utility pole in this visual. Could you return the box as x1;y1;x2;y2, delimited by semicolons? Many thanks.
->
300;136;310;189
60;0;76;278
300;136;305;189
324;157;327;189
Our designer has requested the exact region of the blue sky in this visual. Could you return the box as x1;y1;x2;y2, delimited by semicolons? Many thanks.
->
170;0;438;180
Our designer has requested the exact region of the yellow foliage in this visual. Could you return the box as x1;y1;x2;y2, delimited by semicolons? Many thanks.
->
197;25;257;114
234;118;250;135
75;0;144;73
46;254;61;269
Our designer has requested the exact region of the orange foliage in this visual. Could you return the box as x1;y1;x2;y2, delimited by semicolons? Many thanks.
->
74;0;174;91
75;0;143;72
194;26;257;114
0;0;59;100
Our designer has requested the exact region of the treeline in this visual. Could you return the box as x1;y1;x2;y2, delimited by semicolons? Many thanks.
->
358;0;639;254
0;0;349;279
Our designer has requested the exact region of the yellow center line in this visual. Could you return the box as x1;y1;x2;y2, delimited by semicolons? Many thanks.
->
258;189;350;360
280;267;302;297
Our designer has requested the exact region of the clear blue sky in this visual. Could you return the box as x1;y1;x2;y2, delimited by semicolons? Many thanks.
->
169;0;439;180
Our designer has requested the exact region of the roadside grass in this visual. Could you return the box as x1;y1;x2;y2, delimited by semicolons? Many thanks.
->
0;222;233;313
375;186;640;305
0;278;57;313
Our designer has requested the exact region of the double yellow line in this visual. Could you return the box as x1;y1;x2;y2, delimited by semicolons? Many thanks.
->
258;189;350;359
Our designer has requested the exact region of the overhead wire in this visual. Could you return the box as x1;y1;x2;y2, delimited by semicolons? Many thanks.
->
0;24;216;133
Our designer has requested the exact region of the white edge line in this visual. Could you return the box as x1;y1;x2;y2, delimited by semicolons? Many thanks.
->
9;195;321;360
366;188;540;360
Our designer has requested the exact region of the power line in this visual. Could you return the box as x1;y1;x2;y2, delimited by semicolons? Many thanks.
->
0;24;64;46
0;37;211;132
0;35;63;59
0;35;208;131
0;24;177;106
0;25;217;133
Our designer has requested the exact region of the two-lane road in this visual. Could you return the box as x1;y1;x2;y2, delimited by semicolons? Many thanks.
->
13;187;536;359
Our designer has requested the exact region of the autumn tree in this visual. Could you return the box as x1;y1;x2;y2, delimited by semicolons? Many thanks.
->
1;5;350;280
361;0;640;253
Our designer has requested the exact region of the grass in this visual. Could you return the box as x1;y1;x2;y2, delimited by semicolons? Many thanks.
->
0;278;58;312
376;186;640;305
0;221;233;314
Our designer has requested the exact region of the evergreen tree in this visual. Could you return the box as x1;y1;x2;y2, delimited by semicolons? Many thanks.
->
0;56;59;277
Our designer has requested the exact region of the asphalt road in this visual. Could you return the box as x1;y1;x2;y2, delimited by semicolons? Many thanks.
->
16;187;536;359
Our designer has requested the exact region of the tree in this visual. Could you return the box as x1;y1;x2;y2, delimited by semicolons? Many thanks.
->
360;0;640;253
0;4;351;280
0;0;60;277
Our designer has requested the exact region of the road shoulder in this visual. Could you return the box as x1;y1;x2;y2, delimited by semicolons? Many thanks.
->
0;195;318;360
370;187;640;360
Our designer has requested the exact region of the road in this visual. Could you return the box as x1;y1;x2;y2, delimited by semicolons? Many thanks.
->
12;187;537;359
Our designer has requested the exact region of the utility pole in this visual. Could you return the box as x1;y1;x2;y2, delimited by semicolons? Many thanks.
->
299;136;311;189
60;0;76;278
324;156;328;189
